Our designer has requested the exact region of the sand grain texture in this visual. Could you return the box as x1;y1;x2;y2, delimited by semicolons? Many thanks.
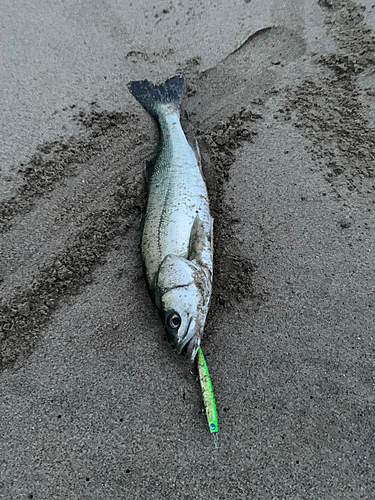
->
0;1;374;499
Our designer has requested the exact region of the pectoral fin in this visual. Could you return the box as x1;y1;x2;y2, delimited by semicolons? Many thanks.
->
188;215;206;261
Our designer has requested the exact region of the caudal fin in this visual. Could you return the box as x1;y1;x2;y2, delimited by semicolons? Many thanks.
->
127;75;184;118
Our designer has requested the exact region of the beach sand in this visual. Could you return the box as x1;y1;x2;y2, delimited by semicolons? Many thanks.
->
1;1;374;498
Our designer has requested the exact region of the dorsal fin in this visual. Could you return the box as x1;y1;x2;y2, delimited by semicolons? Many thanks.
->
189;139;201;163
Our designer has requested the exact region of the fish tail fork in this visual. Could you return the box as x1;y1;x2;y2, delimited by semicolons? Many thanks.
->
127;76;184;118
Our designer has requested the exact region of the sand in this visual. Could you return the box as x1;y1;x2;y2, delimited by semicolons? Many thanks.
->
1;0;374;498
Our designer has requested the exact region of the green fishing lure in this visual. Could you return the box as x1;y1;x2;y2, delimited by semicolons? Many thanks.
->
197;346;218;433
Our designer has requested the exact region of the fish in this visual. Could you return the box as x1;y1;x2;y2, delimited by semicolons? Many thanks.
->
127;75;213;361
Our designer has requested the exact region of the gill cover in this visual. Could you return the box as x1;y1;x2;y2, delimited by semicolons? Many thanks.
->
156;254;196;295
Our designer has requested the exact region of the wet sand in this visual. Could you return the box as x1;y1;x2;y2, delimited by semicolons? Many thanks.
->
1;1;374;498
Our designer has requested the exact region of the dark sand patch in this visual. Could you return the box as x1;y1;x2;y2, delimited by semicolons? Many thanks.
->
0;110;137;233
290;0;375;195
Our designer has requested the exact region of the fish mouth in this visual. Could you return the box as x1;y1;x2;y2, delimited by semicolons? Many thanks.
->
177;317;200;361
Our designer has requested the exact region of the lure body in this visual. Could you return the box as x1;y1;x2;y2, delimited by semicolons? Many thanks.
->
197;346;218;433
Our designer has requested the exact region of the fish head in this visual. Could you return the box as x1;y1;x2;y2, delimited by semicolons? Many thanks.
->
160;285;206;360
155;254;211;361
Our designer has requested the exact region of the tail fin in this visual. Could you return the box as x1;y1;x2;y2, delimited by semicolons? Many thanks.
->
127;75;184;118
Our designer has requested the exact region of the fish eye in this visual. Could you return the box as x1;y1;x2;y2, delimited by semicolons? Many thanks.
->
166;312;181;330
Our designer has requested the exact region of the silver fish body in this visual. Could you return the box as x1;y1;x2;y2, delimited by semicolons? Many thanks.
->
128;76;213;360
